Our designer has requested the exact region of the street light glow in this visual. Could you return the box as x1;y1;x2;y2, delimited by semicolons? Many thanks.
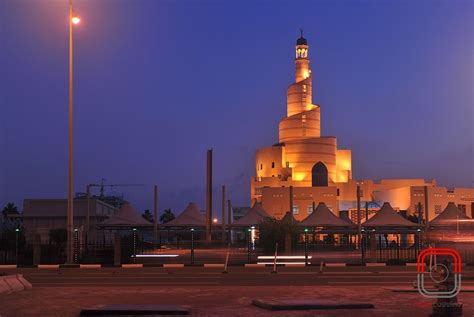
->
72;17;80;24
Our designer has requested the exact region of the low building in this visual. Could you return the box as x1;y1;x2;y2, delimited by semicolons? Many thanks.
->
22;198;119;241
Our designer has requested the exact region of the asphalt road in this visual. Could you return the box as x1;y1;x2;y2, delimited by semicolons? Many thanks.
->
2;267;474;316
8;266;474;287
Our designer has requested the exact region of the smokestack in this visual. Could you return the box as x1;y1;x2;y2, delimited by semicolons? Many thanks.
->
153;185;158;246
206;149;213;241
227;199;232;243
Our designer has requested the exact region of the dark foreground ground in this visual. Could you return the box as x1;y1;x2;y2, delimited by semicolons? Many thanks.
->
1;267;473;316
2;285;474;317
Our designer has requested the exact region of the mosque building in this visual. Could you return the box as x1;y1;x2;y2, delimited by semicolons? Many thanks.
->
251;34;474;223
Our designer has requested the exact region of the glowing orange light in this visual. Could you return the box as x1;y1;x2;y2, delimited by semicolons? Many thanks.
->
293;172;306;181
72;17;80;24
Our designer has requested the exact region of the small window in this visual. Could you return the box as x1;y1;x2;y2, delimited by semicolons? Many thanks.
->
337;189;340;196
260;164;263;170
307;205;313;214
435;205;442;214
292;206;299;215
272;162;275;168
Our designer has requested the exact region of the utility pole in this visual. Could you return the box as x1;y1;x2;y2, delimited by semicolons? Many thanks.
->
221;185;226;242
357;185;361;248
86;184;91;233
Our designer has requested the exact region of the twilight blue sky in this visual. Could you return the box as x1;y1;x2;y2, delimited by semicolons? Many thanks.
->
1;0;473;215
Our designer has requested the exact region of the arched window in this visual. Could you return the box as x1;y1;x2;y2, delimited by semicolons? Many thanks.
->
312;162;328;187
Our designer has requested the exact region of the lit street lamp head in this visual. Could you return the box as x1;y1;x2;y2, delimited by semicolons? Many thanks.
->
72;17;80;24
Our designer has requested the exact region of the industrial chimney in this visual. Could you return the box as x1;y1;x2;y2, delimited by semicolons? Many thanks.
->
206;149;213;241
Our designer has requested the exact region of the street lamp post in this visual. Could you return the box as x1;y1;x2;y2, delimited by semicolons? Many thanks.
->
67;0;80;264
73;228;79;263
304;228;308;266
15;228;19;264
247;228;251;263
132;228;137;263
190;228;195;264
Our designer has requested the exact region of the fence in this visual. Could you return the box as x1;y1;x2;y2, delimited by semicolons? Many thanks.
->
1;229;473;265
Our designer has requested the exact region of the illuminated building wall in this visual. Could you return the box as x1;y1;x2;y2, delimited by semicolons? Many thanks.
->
251;34;474;220
252;34;352;212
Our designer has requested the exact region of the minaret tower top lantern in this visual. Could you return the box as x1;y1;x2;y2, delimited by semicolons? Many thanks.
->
295;29;310;82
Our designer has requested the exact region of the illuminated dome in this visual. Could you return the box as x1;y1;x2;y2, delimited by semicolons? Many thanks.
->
296;36;307;45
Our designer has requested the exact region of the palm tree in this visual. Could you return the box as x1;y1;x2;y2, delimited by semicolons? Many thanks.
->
2;202;19;218
160;209;175;224
141;209;153;223
1;202;20;229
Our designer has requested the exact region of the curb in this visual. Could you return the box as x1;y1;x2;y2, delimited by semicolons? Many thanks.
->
203;264;225;268
3;275;25;293
16;274;32;289
163;264;184;269
365;263;387;267
79;264;102;269
324;263;347;267
2;262;472;269
0;278;12;294
122;264;144;268
38;264;60;269
0;265;17;269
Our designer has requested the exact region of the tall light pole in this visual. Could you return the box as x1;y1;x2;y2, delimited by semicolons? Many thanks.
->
67;0;80;264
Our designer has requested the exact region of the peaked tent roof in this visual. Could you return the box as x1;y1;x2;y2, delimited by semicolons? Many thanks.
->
363;202;420;228
430;202;470;226
164;202;206;227
281;211;298;224
340;212;355;225
299;203;356;227
232;203;270;226
100;203;151;227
